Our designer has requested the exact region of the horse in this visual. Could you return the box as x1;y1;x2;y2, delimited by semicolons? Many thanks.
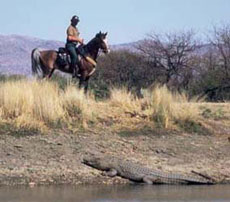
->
31;31;110;93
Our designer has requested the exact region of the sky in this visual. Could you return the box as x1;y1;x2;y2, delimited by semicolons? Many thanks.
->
0;0;229;45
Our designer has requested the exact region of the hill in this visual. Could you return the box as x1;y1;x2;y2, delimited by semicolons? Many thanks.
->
0;34;64;76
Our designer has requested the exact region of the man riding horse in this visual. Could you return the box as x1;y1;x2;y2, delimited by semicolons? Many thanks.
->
66;15;84;78
31;16;110;93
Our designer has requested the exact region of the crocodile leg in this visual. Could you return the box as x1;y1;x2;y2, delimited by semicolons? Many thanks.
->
104;169;117;177
143;176;155;184
143;175;168;184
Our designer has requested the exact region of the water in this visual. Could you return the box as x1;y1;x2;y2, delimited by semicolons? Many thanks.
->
0;185;229;202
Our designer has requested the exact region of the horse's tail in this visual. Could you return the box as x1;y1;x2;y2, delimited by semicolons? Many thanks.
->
31;48;42;77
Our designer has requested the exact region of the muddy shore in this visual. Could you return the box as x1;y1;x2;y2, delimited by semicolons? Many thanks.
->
0;126;230;186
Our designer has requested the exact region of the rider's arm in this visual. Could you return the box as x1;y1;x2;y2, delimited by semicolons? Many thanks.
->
67;27;84;44
67;35;84;44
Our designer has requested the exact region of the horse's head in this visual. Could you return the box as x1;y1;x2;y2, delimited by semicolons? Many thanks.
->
95;31;110;54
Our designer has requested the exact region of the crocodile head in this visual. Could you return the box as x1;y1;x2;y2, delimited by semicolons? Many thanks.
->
82;153;115;171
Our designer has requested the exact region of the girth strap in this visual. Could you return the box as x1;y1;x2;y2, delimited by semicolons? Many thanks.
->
85;56;97;67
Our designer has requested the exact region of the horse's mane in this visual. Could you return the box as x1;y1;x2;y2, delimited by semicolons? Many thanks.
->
85;36;98;49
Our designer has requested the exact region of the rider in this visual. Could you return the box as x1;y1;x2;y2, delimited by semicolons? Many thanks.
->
66;15;84;78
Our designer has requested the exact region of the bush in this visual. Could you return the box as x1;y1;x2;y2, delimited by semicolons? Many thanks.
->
91;50;156;98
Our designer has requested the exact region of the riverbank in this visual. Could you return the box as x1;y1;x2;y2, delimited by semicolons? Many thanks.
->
0;118;230;186
0;80;230;186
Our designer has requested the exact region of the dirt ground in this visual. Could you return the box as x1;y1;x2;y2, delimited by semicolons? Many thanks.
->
0;120;230;186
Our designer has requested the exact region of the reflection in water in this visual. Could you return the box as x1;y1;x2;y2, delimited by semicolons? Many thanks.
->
0;185;230;202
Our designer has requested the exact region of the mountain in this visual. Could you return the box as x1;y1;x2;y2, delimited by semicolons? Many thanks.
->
0;35;64;76
111;42;138;51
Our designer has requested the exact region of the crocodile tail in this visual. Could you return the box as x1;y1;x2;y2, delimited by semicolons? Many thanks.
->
185;176;215;185
171;174;215;185
154;172;215;185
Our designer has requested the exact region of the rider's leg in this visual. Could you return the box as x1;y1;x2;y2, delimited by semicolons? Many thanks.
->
75;51;81;77
66;44;78;77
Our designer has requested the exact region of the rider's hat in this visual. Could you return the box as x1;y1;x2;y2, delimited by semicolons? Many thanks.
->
71;15;80;23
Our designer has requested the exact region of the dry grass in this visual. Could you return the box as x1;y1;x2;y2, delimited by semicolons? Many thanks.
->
0;79;228;134
141;85;199;128
109;87;141;112
0;80;95;132
0;80;64;121
107;85;200;129
61;85;95;127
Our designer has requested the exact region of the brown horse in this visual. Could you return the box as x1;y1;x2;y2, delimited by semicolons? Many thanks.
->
31;31;110;93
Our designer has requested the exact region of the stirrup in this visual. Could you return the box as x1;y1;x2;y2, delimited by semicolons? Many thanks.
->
72;74;81;79
72;70;81;78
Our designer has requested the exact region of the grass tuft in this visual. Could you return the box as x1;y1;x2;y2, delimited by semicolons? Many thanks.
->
142;85;199;128
109;87;141;112
0;80;95;132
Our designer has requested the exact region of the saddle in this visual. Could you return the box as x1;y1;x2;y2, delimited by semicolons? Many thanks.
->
56;46;97;67
56;47;72;67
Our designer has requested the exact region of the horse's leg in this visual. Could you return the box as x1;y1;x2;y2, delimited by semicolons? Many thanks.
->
78;71;87;91
48;68;55;78
40;51;58;79
79;76;85;89
84;77;90;94
42;69;51;79
42;71;48;79
46;59;56;79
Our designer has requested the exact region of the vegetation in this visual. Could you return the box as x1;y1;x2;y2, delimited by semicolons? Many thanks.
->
1;24;230;134
90;24;230;101
0;78;229;135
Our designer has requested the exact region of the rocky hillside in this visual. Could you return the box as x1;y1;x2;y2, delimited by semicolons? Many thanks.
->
0;35;64;76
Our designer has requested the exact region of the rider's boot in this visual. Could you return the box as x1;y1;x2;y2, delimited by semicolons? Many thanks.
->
75;61;81;78
71;64;76;78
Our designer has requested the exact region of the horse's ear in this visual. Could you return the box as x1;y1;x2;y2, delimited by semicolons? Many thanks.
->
96;32;100;38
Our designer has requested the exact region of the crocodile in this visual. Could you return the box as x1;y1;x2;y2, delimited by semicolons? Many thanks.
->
83;153;215;185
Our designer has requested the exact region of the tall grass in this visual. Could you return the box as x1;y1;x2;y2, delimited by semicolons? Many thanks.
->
109;87;141;112
142;85;199;128
0;79;95;132
62;85;94;127
0;79;200;133
0;80;64;121
108;85;198;128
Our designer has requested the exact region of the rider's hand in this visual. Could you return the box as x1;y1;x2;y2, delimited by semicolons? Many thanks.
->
80;38;84;45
